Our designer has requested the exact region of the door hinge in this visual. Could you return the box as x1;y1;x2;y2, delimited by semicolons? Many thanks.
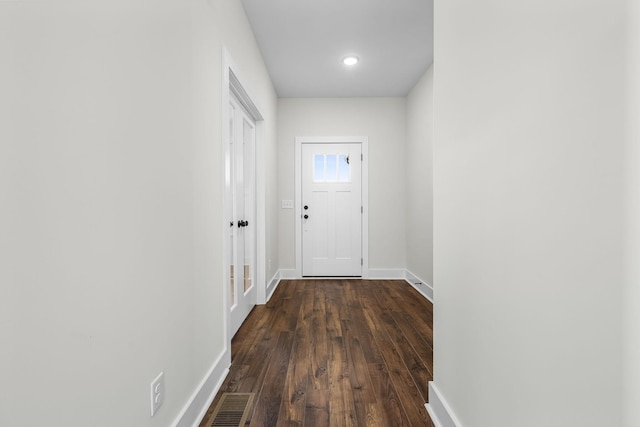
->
361;258;363;266
361;153;363;161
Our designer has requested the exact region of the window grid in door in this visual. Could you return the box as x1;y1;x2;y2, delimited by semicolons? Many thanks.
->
313;153;351;183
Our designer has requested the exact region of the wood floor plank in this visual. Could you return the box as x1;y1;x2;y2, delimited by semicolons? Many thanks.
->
303;282;331;426
384;280;433;314
226;296;291;397
232;304;277;365
326;282;357;427
341;281;386;426
369;285;433;399
309;282;329;391
276;283;314;426
361;284;432;425
389;309;434;378
304;389;330;427
249;331;295;426
344;281;385;365
201;279;435;427
366;362;411;427
324;281;344;336
231;309;256;360
374;283;434;381
381;281;434;348
330;337;358;427
342;318;385;427
272;281;304;332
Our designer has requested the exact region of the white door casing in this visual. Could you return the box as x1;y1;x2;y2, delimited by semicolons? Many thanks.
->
295;137;369;278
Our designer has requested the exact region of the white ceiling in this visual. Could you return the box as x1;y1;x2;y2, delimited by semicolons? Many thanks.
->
241;0;434;98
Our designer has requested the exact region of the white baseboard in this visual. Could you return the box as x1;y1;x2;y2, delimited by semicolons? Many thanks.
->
405;270;434;303
274;268;433;304
172;347;231;427
367;268;406;279
266;271;281;302
279;268;405;280
426;382;462;427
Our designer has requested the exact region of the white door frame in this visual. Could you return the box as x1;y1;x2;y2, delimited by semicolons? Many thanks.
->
295;136;369;278
222;48;266;344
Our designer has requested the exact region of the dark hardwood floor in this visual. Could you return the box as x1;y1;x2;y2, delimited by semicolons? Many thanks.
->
199;279;435;427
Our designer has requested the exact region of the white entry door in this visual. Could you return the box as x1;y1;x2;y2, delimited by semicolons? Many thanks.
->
302;143;362;276
228;94;256;337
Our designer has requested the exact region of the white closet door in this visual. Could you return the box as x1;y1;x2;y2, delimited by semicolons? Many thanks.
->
228;94;256;337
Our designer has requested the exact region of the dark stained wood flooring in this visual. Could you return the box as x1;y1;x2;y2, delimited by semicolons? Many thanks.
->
199;279;435;427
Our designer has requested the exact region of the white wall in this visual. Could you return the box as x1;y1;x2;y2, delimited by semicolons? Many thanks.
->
0;1;277;426
433;1;626;426
406;66;434;285
624;2;640;426
277;98;406;272
266;105;280;282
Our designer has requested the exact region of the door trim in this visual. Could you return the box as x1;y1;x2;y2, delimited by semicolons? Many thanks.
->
294;136;369;279
222;48;266;344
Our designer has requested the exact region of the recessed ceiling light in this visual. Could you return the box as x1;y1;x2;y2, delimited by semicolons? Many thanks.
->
343;56;359;66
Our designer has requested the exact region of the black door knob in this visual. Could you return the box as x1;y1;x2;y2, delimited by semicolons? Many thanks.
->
304;205;309;210
303;214;309;219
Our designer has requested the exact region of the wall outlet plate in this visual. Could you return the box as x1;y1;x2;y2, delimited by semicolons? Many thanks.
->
150;372;165;417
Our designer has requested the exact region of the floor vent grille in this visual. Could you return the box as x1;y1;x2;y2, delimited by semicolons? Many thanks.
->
206;393;255;427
